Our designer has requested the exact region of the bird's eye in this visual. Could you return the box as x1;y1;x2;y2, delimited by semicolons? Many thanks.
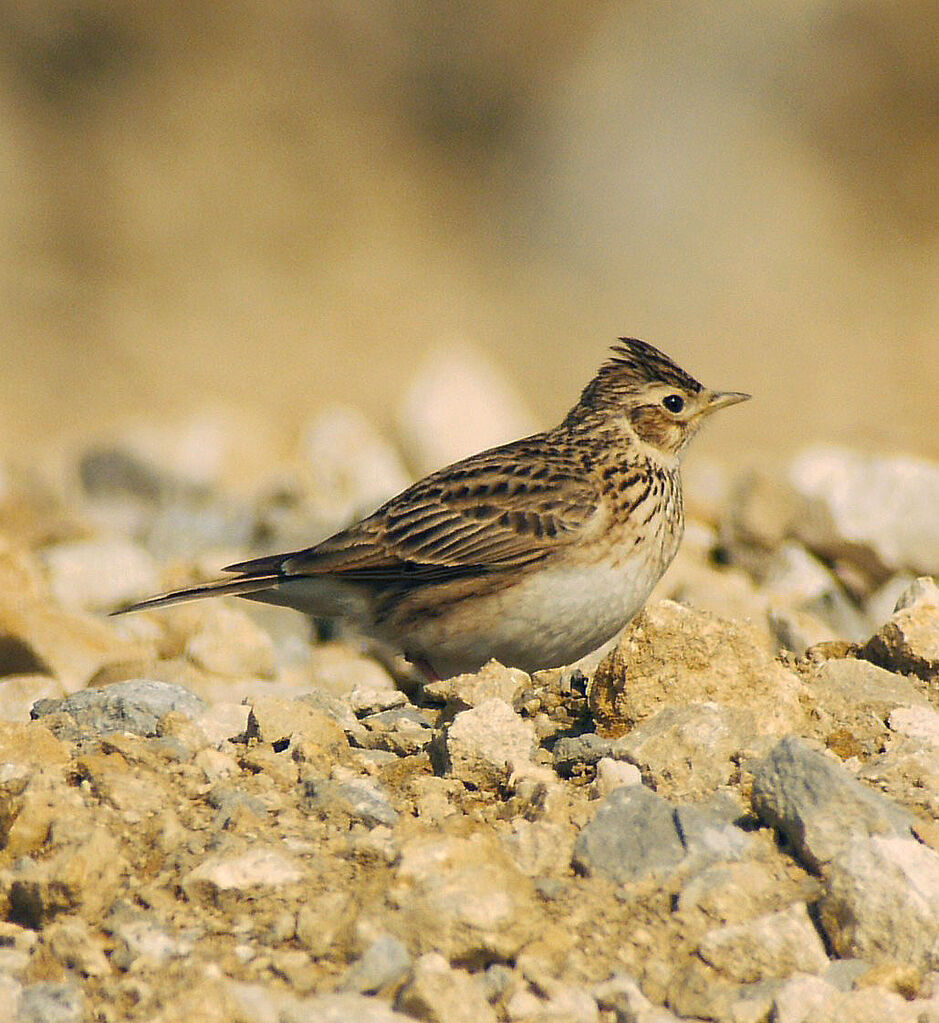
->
662;394;685;413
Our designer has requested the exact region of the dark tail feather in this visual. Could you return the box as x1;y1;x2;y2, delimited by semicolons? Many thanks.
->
110;573;281;615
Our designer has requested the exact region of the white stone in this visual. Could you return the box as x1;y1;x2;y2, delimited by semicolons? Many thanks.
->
41;538;160;613
790;446;939;575
444;698;537;789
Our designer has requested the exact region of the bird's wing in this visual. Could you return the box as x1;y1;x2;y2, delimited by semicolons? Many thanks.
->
225;436;601;585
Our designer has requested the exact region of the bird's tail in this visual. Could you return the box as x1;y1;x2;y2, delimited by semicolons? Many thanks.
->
111;573;281;615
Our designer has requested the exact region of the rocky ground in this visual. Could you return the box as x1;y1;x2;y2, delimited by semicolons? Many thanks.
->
0;386;938;1023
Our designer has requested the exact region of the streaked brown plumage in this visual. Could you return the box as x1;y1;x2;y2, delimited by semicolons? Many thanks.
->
116;339;749;678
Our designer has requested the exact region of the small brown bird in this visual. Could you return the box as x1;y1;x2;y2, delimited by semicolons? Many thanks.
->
117;339;748;679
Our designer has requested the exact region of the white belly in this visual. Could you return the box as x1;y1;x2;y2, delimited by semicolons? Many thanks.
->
403;541;674;677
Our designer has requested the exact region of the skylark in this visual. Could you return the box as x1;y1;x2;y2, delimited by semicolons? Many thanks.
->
118;339;749;679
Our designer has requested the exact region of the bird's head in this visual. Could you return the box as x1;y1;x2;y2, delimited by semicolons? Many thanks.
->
568;338;750;459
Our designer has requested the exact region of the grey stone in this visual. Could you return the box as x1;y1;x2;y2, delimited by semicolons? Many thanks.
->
553;733;613;776
789;446;939;577
440;698;536;789
16;983;84;1023
750;736;914;872
572;784;685;883
304;777;398;828
339;934;411;995
697;903;829;983
674;797;753;864
818;835;939;971
31;680;205;738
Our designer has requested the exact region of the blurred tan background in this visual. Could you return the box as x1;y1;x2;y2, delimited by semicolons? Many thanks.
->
1;0;936;466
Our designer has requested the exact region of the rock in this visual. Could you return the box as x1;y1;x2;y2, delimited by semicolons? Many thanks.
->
357;706;434;756
769;975;838;1023
349;686;408;716
697;903;829;983
610;702;762;800
674;797;753;864
395;343;537;477
676;859;821;930
304;776;398;828
593;974;684;1023
339;935;411;995
5;822;127;927
860;576;939;682
183;845;305;904
593;757;642;796
46;917;111;977
306;643;400;698
0;600;153;694
192;702;250;746
788;446;939;578
818;835;939;971
388;832;542;966
15;983;84;1023
423;660;530;712
397;952;497;1023
552;734;613;778
590;601;808;737
887;705;939;747
0;675;65;723
247;696;349;757
724;469;804;553
768;607;840;657
801;657;929;758
31;680;205;738
40;538;160;613
184;606;277;678
439;698;537;790
572;785;685;883
109;917;193;971
301;404;411;517
771;974;935;1023
762;541;868;641
0;720;70;769
296;892;356;957
750;736;914;872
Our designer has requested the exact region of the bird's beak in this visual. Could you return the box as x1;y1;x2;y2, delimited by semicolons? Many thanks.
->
701;390;751;415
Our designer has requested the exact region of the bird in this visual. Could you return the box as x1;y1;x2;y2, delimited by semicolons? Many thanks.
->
115;339;749;680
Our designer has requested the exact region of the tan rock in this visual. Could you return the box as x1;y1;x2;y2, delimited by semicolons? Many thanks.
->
0;675;66;722
423;660;530;712
590;600;809;736
697;903;829;983
861;576;939;682
0;600;155;694
388;831;543;966
184;606;277;678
